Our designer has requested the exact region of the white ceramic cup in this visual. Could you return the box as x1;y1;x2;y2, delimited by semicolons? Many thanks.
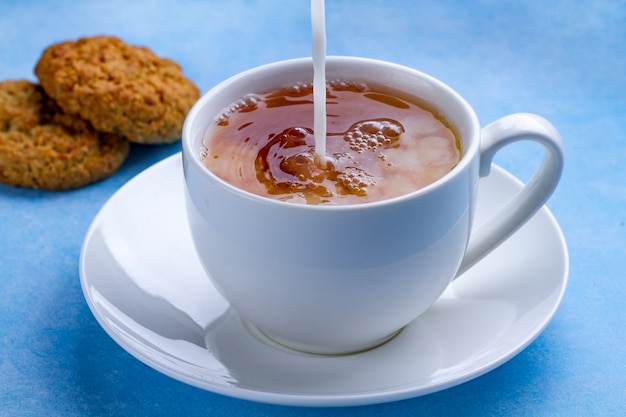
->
182;57;564;355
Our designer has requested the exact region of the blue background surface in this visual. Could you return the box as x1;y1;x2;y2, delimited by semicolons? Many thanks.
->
1;0;624;415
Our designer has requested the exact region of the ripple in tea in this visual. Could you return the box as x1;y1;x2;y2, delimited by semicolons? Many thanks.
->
201;80;461;205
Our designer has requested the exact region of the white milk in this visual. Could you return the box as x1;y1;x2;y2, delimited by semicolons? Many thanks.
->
311;0;327;165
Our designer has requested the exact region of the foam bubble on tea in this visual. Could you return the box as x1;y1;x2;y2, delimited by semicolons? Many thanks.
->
202;81;461;205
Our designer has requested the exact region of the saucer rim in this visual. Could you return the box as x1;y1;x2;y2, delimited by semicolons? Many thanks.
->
79;153;569;407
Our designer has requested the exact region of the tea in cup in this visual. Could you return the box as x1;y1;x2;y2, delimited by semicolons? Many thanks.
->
203;78;461;205
182;56;563;354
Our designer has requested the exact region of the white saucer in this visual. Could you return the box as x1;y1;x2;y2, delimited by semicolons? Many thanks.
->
79;154;568;407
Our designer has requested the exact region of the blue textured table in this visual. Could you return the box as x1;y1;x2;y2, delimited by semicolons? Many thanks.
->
1;1;624;415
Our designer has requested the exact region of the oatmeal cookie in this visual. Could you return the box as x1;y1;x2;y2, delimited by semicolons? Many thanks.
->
0;80;129;190
35;35;199;144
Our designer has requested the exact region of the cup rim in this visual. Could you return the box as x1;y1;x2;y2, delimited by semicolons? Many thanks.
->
183;56;480;211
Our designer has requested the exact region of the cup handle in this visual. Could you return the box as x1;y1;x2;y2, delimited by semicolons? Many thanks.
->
455;113;564;278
